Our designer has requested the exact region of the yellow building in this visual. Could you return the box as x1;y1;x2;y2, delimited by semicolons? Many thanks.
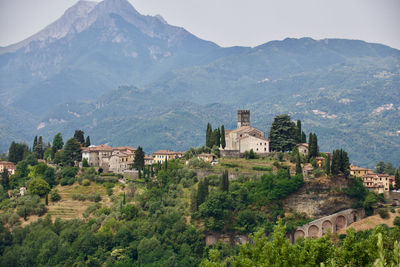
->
350;165;371;177
153;150;183;164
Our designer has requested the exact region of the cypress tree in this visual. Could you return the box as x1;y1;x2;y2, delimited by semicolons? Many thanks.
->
313;133;319;155
308;133;314;159
133;146;145;170
296;120;302;143
301;131;307;143
151;167;154;178
215;128;221;147
73;130;85;145
296;151;302;175
331;150;340;175
206;123;212;148
164;158;168;170
52;133;64;153
1;169;9;190
221;170;229;192
190;189;198;212
395;169;400;190
138;169;141;179
123;192;126;205
45;194;48;205
339;149;350;177
221;125;226;149
85;136;91;147
33;136;38;153
37;136;44;159
325;155;331;175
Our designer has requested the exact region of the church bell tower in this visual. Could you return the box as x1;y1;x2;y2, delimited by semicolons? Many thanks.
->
237;110;250;128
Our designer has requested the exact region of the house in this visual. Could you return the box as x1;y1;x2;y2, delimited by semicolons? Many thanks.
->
302;163;314;177
153;150;184;164
144;155;154;165
0;161;16;175
81;145;136;173
198;153;216;163
361;172;395;193
350;165;371;177
315;157;325;168
221;110;270;155
296;143;309;156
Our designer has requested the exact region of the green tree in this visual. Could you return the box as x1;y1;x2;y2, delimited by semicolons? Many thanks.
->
301;131;307;143
331;150;340;175
197;179;209;205
395;169;400;190
220;170;229;192
28;178;50;196
340;149;350;177
325;155;331;175
220;125;226;149
295;151;302;175
62;138;82;166
8;142;29;164
82;158;89;167
384;162;396;175
375;161;385;174
45;194;48;205
52;132;64;153
43;147;53;161
133;146;145;170
1;169;9;190
73;130;85;145
206;123;212;148
296;120;302;143
308;133;318;159
33;136;38;154
85;136;91;147
268;114;297;152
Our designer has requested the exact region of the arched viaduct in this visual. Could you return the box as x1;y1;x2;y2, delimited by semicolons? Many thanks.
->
294;209;365;241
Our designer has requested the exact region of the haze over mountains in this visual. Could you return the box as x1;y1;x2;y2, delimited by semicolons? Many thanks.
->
1;0;399;167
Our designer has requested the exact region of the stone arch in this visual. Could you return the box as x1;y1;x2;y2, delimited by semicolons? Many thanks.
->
349;211;357;224
322;220;333;235
336;215;347;230
308;225;319;238
294;229;305;241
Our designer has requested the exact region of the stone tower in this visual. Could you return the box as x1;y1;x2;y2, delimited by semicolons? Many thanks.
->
237;110;250;128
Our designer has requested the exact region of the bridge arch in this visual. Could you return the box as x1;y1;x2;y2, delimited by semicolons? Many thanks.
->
308;225;319;238
294;229;305;241
335;215;347;230
322;220;333;235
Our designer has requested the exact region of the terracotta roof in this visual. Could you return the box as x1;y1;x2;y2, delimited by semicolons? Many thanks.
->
153;150;179;155
144;156;153;160
350;165;370;171
82;145;113;152
230;126;262;134
315;157;325;160
297;143;309;148
0;161;15;165
113;146;136;151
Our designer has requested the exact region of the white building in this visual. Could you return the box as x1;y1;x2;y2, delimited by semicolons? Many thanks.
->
221;110;270;154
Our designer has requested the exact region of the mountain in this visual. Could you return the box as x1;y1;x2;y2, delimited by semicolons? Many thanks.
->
1;0;399;167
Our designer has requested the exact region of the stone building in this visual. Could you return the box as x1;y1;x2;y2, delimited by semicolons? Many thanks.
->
361;172;395;193
221;110;269;155
153;150;184;164
0;161;16;175
350;165;371;177
296;143;309;156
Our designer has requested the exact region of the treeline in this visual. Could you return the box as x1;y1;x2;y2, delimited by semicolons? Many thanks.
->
205;123;225;149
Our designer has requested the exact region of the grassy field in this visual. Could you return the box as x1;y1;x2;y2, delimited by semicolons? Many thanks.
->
210;157;295;174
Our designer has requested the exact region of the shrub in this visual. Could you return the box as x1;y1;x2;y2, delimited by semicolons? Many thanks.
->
28;178;50;196
391;208;395;213
60;178;69;186
82;179;90;186
252;166;273;171
50;189;61;202
378;209;389;219
394;216;400;227
278;152;284;162
313;168;324;178
106;187;113;196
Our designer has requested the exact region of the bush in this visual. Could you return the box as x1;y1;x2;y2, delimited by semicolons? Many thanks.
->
278;152;284;162
60;178;69;186
106;187;113;196
50;189;61;202
82;179;90;186
313;168;324;178
378;209;389;219
394;216;400;226
391;208;395;213
252;166;273;171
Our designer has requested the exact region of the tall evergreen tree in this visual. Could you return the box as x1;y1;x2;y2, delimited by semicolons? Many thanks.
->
215;128;221;147
33;136;38;153
220;170;229;192
308;133;314;159
339;149;350;177
331;150;340;175
375;161;385;174
8;142;29;164
85;136;91;147
73;130;85;145
295;151;302;175
52;133;64;153
133;146;145;170
206;123;212;148
325;155;331;176
301;131;307;143
190;189;198;212
395;169;400;190
221;125;226;149
313;133;319;155
296;120;302;143
268;114;297;152
1;169;9;190
36;136;44;159
62;138;82;166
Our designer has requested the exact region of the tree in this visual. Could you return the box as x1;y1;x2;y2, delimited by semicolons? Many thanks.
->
384;162;396;175
33;136;38;154
206;123;212;148
45;194;49;205
268;114;297;152
325;155;331;175
220;170;229;192
215;128;221;147
52;132;64;153
62;138;82;166
221;125;226;149
331;149;350;177
1;169;9;190
301;131;307;143
85;136;91;147
308;133;318;159
133;146;145;170
395;169;400;190
82;158;89;167
331;150;340;175
73;130;85;145
295;151;302;175
28;178;50;196
43;147;53;161
8;142;29;164
296;120;302;143
197;179;209;205
35;136;44;159
375;161;385;174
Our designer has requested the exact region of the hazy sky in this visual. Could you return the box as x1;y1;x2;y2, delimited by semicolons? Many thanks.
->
0;0;399;49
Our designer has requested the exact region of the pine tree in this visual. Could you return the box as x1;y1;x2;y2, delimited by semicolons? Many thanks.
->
63;138;82;166
221;125;226;149
206;123;212;148
73;130;85;145
296;151;302;175
395;169;400;190
85;136;91;147
325;155;331;176
269;114;298;152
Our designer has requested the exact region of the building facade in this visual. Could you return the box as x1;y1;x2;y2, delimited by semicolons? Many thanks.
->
153;150;184;164
221;110;270;155
0;161;16;175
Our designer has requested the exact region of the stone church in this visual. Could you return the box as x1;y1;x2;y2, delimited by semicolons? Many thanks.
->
221;110;270;155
